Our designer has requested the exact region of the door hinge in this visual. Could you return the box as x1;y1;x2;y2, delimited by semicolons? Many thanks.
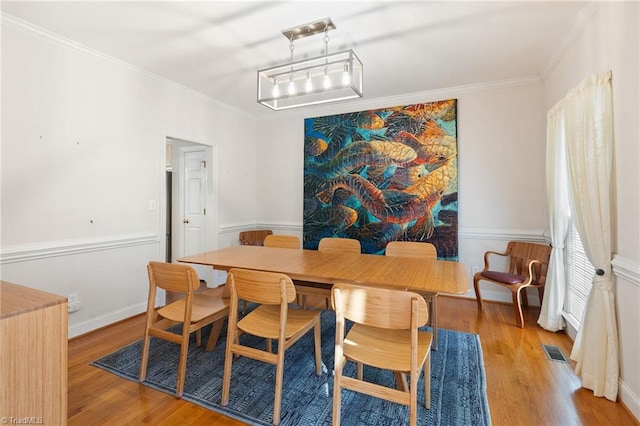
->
201;160;207;168
204;208;206;215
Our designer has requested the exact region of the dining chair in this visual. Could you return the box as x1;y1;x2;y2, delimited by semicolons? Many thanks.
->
238;229;273;246
263;234;300;249
473;241;551;328
139;261;229;398
221;268;322;426
297;237;362;309
385;240;439;350
332;283;432;426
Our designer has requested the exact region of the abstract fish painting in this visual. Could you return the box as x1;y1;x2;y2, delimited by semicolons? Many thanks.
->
303;99;458;260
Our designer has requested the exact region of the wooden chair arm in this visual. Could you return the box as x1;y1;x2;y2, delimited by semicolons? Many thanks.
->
521;259;543;286
482;248;511;271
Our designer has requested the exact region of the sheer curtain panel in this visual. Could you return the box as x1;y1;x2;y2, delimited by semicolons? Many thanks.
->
547;71;618;401
538;109;569;332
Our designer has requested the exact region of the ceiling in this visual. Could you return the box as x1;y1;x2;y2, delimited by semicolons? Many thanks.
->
1;1;590;117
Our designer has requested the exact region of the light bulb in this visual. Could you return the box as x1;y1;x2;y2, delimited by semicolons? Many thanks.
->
342;62;351;85
323;69;331;89
305;72;313;92
272;79;280;97
288;77;295;95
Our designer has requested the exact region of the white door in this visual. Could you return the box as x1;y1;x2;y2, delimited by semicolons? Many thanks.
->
183;150;207;256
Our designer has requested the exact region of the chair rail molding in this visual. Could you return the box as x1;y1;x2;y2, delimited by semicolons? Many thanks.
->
0;233;159;264
611;254;640;287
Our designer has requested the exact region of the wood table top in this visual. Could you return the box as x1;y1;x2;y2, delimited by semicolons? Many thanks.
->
179;245;469;295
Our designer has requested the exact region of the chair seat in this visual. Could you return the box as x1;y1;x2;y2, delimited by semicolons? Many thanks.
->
480;270;525;284
344;324;432;372
158;294;229;323
480;270;541;286
237;304;321;339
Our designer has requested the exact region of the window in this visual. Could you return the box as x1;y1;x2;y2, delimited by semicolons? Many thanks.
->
564;220;593;327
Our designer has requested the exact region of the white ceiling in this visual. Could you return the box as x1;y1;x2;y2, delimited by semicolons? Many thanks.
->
1;1;590;117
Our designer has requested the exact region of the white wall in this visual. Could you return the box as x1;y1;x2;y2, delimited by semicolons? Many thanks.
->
542;2;640;419
256;81;548;303
0;17;258;337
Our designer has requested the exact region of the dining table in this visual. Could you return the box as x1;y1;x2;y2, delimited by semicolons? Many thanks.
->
179;244;469;391
178;245;469;296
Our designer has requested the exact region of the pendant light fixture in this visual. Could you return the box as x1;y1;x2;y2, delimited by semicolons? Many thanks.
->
257;18;363;111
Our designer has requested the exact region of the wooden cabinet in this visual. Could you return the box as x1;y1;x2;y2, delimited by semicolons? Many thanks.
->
1;281;68;425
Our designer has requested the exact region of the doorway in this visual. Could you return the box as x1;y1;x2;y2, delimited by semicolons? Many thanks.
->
165;137;214;283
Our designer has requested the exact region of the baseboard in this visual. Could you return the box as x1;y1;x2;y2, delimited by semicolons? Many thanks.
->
68;301;148;339
620;380;640;422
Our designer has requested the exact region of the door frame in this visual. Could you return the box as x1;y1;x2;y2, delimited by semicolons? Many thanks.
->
160;136;218;285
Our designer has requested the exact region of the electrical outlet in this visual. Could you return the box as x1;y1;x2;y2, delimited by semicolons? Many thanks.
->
68;292;82;313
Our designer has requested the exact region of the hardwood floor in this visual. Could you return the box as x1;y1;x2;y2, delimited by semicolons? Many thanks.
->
68;294;638;425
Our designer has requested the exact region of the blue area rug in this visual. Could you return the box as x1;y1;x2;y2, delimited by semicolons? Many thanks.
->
91;310;490;425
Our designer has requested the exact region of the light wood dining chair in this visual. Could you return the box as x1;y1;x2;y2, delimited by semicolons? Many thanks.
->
139;261;229;398
221;268;322;426
318;236;361;254
332;283;432;426
238;229;273;246
385;241;439;349
297;237;362;309
263;234;300;249
474;241;551;328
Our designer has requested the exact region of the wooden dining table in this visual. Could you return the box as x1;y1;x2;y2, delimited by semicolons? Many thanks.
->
179;245;469;391
178;245;469;296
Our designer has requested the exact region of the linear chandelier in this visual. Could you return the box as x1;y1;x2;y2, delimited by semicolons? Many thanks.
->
257;18;363;111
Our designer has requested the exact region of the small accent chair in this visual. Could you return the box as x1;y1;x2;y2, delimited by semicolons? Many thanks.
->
140;261;229;398
239;229;273;246
473;241;552;328
385;241;439;350
263;234;300;249
297;237;362;309
332;283;432;426
221;268;322;426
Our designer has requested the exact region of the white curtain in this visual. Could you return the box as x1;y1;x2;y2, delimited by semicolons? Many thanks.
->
547;70;618;401
538;109;568;331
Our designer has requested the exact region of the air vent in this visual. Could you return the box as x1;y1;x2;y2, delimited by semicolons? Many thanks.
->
542;344;568;363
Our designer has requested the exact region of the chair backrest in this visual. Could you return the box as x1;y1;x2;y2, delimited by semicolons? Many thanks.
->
264;234;300;249
385;241;437;259
228;268;296;305
148;261;200;293
332;283;428;329
318;237;361;254
506;241;552;284
239;229;273;246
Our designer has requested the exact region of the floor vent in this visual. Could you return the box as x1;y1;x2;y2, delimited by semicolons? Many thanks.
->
543;344;568;363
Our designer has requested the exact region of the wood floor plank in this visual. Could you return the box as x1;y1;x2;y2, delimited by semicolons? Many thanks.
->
68;296;638;425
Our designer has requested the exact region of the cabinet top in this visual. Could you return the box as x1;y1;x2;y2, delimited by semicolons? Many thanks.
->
1;280;67;319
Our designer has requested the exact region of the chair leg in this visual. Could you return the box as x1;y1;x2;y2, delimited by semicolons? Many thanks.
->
409;369;418;426
314;320;322;375
430;294;438;351
537;286;545;305
175;331;190;398
221;321;236;406
473;276;484;311
273;347;285;425
139;332;151;382
513;289;525;329
332;355;345;426
424;350;431;409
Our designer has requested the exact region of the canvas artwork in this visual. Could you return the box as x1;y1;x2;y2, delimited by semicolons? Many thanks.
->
303;99;458;260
